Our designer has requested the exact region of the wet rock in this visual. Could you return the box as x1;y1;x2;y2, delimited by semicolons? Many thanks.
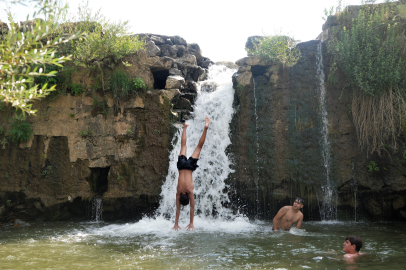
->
14;219;31;227
393;196;405;210
232;72;252;87
165;76;185;89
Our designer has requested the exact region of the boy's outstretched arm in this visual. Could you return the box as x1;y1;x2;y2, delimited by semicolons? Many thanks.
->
172;193;181;231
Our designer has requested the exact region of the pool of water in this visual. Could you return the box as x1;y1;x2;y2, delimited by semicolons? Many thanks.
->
1;219;406;269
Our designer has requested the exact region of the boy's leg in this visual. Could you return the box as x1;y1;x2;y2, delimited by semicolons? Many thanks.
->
179;122;189;156
191;117;210;159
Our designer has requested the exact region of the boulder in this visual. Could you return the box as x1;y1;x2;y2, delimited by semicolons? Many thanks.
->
169;68;182;76
14;219;31;227
238;66;251;73
146;40;161;57
166;38;173;45
165;75;185;89
187;43;203;61
235;56;273;66
245;36;261;56
176;45;186;57
232;72;252;87
171;35;187;46
150;35;165;45
179;54;197;65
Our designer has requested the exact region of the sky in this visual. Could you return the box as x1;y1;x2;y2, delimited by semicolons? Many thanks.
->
1;0;372;62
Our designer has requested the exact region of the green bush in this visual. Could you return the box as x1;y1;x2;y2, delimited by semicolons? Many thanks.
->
133;78;147;91
109;69;137;99
70;83;83;96
62;2;145;67
6;121;33;143
92;97;109;116
248;35;301;67
331;4;406;96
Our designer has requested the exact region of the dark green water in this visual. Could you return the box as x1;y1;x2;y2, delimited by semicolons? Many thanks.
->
1;219;405;269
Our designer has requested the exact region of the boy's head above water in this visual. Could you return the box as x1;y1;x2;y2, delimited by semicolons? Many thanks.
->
343;235;363;253
293;197;304;210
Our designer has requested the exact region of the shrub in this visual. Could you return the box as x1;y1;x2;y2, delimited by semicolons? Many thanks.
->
328;2;406;155
248;34;301;67
6;121;33;143
109;69;136;99
133;78;147;91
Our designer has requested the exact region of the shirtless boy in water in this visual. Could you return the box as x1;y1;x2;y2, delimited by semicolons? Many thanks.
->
343;235;363;263
272;197;304;230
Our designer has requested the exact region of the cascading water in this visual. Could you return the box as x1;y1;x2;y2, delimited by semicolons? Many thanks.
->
91;197;103;222
157;64;239;223
252;78;260;219
316;42;337;220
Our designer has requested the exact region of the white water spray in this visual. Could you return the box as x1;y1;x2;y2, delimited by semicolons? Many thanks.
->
157;64;239;223
91;197;103;222
316;42;337;220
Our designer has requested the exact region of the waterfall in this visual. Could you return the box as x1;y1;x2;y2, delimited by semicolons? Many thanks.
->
253;78;260;219
157;64;237;222
316;42;337;220
351;159;358;222
91;197;103;222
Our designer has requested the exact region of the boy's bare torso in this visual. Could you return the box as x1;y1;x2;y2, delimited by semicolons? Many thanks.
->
277;206;303;230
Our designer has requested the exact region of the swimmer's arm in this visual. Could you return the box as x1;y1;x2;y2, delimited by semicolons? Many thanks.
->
186;193;195;231
296;215;303;229
172;193;181;231
273;206;288;230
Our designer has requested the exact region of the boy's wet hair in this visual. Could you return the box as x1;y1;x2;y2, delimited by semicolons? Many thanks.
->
346;235;363;252
179;193;189;206
295;197;305;205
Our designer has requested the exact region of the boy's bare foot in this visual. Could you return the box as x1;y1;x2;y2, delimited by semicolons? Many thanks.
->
205;117;210;128
184;122;189;128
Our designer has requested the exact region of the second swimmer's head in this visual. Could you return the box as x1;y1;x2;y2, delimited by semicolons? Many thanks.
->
179;193;190;206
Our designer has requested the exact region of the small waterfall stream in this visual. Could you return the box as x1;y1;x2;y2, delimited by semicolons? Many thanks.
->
91;197;103;222
253;77;260;219
157;64;238;222
316;42;337;220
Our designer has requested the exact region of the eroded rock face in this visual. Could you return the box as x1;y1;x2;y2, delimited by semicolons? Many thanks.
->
229;34;406;221
0;89;179;221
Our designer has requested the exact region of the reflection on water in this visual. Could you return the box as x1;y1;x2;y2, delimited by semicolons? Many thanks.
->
1;221;406;269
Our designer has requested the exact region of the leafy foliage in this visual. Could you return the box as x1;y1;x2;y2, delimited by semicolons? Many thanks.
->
327;2;406;155
248;35;301;67
62;2;145;67
133;78;147;91
331;4;406;96
109;69;137;99
0;0;81;114
6;120;33;143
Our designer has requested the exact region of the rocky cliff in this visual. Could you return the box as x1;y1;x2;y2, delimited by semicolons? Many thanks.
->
230;29;406;221
0;34;211;222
